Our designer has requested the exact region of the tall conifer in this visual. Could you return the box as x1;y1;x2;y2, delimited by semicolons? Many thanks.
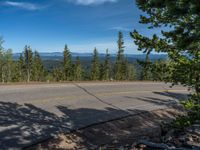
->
91;48;100;80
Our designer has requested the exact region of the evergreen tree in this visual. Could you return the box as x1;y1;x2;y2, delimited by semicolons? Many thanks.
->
126;63;136;81
151;60;170;81
63;45;72;80
3;49;13;82
143;52;152;80
0;38;4;82
115;31;125;80
0;39;15;83
0;37;3;51
74;57;82;80
24;45;33;82
132;0;200;124
99;63;104;80
33;51;44;81
53;68;63;82
12;62;20;82
91;48;100;80
137;51;152;80
121;58;128;80
102;49;111;80
18;54;25;82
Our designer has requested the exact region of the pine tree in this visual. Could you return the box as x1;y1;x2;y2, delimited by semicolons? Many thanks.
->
132;0;200;123
24;45;33;82
18;54;25;82
91;48;100;80
33;51;44;81
151;60;170;81
137;51;152;80
12;62;21;82
99;63;104;80
115;31;125;80
0;38;4;83
3;49;13;82
121;58;128;80
0;39;15;83
53;68;63;82
74;57;82;80
63;45;72;80
126;63;136;81
102;49;111;80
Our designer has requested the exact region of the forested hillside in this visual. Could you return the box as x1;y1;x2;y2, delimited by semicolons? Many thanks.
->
0;32;168;82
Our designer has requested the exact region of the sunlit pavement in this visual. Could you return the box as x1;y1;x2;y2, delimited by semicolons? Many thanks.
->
0;82;188;150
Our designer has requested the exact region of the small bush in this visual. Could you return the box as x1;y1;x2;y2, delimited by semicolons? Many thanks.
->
171;94;200;129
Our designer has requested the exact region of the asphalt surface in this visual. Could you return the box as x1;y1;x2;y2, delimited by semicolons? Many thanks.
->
0;82;188;150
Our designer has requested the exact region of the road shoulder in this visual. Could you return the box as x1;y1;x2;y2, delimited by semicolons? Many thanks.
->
25;108;184;150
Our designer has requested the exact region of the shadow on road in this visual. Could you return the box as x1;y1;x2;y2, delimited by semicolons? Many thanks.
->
125;91;188;108
25;107;181;150
153;91;188;100
0;102;69;149
0;92;187;150
0;101;131;149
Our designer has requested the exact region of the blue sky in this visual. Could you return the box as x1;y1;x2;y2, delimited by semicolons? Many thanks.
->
0;0;155;54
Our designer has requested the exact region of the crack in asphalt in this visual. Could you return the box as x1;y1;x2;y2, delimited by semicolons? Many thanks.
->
73;83;128;113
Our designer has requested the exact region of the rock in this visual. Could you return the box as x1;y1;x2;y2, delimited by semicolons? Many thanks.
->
118;146;125;150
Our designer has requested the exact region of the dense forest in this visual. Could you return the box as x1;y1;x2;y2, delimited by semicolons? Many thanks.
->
0;32;168;83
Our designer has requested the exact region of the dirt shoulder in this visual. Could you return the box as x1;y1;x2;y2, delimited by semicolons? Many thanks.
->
25;108;184;150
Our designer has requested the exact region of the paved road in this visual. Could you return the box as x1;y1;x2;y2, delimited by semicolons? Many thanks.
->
0;82;188;150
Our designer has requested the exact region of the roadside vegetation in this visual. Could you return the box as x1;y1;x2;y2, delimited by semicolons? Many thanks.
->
130;0;200;148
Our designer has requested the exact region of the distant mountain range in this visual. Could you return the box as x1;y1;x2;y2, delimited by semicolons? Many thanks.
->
13;52;167;61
